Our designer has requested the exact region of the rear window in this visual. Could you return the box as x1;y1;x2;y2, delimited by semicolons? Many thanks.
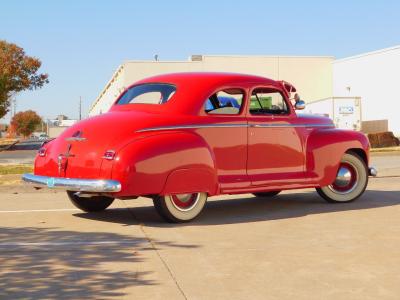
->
116;83;176;105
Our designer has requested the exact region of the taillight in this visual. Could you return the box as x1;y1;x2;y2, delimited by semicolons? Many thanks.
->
38;147;46;157
103;150;116;160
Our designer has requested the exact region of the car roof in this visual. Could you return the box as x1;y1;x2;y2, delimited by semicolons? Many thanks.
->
113;72;284;115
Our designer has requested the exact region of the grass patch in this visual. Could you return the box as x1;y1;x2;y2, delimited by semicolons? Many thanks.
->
0;164;33;175
0;138;18;146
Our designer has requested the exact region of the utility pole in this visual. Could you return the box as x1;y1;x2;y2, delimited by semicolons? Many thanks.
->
12;97;17;117
79;96;82;120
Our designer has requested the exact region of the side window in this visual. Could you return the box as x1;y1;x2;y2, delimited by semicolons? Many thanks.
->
250;88;289;115
204;89;244;115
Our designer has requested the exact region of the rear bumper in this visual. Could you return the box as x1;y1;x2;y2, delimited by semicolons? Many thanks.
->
22;173;121;193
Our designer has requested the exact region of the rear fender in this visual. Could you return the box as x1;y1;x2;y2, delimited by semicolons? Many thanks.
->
112;131;217;197
306;129;369;186
162;168;218;196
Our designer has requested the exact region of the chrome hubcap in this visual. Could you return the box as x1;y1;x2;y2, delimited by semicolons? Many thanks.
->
170;193;200;211
334;166;352;187
329;162;358;194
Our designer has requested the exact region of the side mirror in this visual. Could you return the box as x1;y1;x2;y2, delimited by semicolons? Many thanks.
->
295;100;306;110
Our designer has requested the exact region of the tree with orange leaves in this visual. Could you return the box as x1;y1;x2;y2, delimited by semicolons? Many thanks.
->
0;40;49;118
10;110;43;138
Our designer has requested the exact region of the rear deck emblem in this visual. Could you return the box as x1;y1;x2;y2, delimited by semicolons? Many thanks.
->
65;130;86;142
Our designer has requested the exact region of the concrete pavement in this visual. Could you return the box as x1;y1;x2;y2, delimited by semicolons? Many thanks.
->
370;152;400;177
1;175;400;299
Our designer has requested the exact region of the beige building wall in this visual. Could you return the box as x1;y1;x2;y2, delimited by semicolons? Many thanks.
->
91;65;126;115
48;126;69;138
201;56;333;103
89;55;333;116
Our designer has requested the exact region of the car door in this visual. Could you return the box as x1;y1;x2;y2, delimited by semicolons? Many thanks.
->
247;86;306;186
197;87;250;190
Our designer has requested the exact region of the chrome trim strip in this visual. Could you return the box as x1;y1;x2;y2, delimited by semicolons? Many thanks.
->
250;123;334;128
22;173;121;193
65;137;87;142
137;123;334;132
137;124;248;132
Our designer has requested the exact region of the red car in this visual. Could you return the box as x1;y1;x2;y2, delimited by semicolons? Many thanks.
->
23;73;377;223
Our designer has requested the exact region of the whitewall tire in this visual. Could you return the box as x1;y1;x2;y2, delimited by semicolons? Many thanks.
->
153;192;207;223
316;152;368;203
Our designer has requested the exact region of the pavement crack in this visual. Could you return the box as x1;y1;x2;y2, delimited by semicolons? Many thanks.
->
121;200;188;300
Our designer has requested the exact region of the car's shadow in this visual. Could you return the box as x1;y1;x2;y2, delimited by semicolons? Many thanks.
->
75;189;400;227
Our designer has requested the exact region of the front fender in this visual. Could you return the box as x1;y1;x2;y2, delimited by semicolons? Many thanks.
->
306;128;369;186
112;131;217;197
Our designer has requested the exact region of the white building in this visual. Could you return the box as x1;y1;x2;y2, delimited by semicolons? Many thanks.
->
333;45;400;136
47;115;78;138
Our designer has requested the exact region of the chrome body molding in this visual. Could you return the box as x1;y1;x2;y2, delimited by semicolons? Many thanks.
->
136;124;248;132
22;173;121;193
137;123;334;132
65;137;87;142
249;123;334;128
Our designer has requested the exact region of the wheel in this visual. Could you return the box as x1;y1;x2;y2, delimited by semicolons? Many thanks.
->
67;191;115;212
253;191;281;197
152;192;207;223
316;152;368;203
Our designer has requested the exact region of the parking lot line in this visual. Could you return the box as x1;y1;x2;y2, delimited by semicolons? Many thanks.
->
0;208;79;213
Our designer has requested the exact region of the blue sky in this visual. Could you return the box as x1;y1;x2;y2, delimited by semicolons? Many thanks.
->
1;0;400;122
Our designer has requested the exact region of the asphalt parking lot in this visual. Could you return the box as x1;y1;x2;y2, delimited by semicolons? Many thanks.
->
1;153;399;299
0;150;36;164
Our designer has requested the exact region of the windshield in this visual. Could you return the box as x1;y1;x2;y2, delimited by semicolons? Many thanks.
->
116;83;176;105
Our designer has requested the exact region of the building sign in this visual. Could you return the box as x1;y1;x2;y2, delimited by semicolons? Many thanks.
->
339;106;354;115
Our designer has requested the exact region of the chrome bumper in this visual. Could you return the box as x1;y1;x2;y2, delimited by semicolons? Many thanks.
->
369;167;378;177
22;174;121;193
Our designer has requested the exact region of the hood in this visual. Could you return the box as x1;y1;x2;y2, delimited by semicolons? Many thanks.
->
296;113;334;125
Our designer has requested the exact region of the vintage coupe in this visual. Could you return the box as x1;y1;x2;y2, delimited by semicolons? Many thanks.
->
23;72;377;222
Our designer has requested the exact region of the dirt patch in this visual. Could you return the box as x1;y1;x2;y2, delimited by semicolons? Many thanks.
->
368;132;400;148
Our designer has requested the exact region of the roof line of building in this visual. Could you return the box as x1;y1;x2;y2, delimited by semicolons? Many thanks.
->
334;44;400;63
122;55;335;64
123;60;201;64
90;64;125;112
200;54;335;59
